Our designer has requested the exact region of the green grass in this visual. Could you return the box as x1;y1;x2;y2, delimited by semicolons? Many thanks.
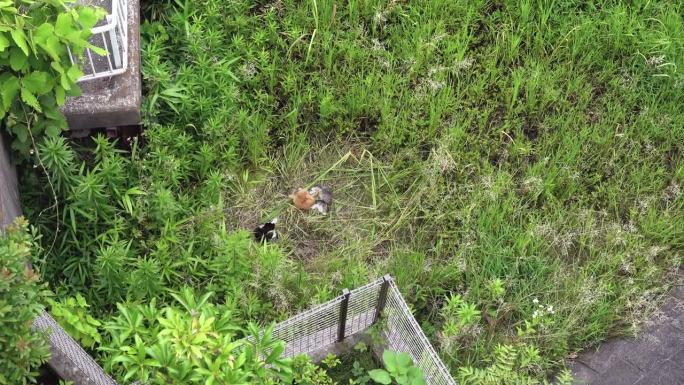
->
18;0;684;383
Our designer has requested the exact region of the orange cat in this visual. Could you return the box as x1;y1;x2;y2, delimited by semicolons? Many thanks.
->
290;188;315;210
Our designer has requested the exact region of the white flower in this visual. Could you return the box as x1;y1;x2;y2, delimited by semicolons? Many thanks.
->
532;298;539;304
547;305;554;313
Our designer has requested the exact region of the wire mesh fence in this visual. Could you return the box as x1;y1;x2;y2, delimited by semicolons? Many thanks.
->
32;311;119;385
271;275;457;385
31;275;454;385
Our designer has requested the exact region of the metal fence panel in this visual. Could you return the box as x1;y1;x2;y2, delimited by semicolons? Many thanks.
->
32;276;456;385
70;0;129;81
383;281;456;385
270;276;457;385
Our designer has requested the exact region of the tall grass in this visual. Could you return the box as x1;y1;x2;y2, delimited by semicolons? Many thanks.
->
19;0;684;382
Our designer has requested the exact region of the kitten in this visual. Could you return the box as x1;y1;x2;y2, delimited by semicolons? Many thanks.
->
309;185;333;214
290;188;316;210
254;218;278;242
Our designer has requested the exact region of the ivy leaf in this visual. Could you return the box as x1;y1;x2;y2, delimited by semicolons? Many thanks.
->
10;29;29;56
368;369;392;384
0;33;9;52
23;72;53;95
20;87;41;112
10;48;28;71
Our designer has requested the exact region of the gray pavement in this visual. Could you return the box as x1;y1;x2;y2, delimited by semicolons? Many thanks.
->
569;283;684;385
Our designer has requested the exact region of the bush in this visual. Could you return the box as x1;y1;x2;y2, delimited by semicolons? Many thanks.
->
102;288;295;384
0;217;51;384
0;0;105;155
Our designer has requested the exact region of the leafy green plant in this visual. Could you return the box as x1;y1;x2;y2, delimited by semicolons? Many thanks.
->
0;217;51;384
103;288;294;384
0;0;105;155
368;350;426;385
292;354;337;385
48;293;102;348
457;344;571;385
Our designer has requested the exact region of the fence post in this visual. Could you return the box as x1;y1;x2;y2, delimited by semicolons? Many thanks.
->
337;289;351;342
373;275;392;323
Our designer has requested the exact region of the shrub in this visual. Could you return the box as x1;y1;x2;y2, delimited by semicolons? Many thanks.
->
0;0;105;155
102;287;295;384
0;217;51;384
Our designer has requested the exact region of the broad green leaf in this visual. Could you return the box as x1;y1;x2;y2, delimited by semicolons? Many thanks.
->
408;369;426;385
10;29;29;56
40;35;63;61
55;13;74;38
33;23;54;45
20;88;41;112
78;7;104;31
265;343;284;363
396;352;412;371
67;66;83;82
51;61;65;74
368;369;392;384
60;73;72;91
45;122;63;137
0;33;9;52
9;48;27;71
0;74;20;109
383;350;398;373
13;125;28;143
23;72;52;95
55;85;66;105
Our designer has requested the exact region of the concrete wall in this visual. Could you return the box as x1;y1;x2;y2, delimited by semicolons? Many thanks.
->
0;133;21;228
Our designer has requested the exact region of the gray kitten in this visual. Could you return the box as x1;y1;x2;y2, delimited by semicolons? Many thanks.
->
309;185;333;214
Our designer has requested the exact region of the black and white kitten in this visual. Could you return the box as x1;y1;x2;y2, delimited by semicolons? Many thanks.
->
254;218;278;242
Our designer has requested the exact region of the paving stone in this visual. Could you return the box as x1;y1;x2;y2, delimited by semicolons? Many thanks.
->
568;360;598;384
671;285;684;301
594;359;643;385
566;280;684;385
660;297;684;318
670;312;684;332
670;349;684;368
633;360;684;385
623;325;684;371
578;339;636;374
655;298;684;331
